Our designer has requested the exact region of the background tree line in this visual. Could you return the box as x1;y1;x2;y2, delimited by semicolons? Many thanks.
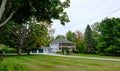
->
56;18;120;56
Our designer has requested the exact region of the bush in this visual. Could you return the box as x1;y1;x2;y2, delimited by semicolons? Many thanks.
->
104;45;120;56
76;40;84;53
72;50;80;54
62;47;70;55
0;44;17;53
56;51;63;54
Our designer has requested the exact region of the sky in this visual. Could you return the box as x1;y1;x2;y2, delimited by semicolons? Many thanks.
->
52;0;120;37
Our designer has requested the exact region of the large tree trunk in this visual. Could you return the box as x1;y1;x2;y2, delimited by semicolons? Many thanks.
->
18;47;22;56
27;51;30;55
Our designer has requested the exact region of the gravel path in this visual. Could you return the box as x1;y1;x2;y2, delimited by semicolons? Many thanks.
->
40;53;120;61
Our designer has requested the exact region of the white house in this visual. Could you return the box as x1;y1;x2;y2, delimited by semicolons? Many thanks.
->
30;47;50;54
30;38;76;54
50;38;76;53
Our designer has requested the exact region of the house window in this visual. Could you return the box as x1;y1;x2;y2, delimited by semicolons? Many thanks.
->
32;50;37;53
51;48;54;50
59;47;62;50
39;49;43;53
72;48;75;50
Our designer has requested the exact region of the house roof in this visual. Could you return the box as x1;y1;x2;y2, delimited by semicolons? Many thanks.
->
51;38;73;44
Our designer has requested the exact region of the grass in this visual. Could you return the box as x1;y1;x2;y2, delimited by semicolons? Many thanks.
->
0;54;120;71
76;53;120;59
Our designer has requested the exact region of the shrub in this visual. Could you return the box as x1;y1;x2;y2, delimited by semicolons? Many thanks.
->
0;44;17;53
76;40;84;53
62;47;70;55
72;50;80;54
56;51;63;54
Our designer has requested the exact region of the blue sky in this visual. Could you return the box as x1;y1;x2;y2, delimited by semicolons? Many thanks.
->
52;0;120;36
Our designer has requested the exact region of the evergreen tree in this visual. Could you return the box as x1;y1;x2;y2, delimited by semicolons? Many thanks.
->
84;25;95;54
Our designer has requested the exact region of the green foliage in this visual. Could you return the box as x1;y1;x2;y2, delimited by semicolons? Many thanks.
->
55;35;65;39
0;21;16;47
76;40;84;53
84;25;95;54
0;0;70;27
30;23;48;45
91;23;100;52
0;44;16;53
62;47;70;55
97;18;120;56
0;0;70;55
56;51;63;54
65;30;84;54
0;20;50;55
66;31;77;42
72;50;80;54
24;22;50;55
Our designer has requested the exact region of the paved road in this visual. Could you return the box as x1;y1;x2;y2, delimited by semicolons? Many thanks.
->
40;53;120;61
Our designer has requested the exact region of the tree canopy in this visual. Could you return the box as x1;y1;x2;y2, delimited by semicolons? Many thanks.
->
55;35;65;39
66;31;77;42
97;18;120;56
0;0;70;27
0;20;50;55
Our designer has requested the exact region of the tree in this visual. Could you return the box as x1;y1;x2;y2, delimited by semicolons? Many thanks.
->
0;0;70;27
75;30;83;41
0;21;29;55
24;22;49;55
0;0;70;55
66;31;77;42
0;21;17;48
75;30;84;53
62;47;69;55
55;35;65;39
91;22;100;53
97;18;120;56
84;25;95;54
0;20;50;55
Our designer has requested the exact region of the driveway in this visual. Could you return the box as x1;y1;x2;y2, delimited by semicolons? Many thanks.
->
40;53;120;61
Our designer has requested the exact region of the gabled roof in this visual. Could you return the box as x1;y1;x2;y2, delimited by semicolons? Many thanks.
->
51;38;73;44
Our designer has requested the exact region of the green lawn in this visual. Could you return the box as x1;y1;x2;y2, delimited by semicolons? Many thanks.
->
0;54;120;71
76;53;120;59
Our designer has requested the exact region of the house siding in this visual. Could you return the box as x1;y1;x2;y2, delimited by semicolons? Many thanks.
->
50;39;76;53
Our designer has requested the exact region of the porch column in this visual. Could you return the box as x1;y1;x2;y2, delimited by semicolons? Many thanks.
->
37;50;39;54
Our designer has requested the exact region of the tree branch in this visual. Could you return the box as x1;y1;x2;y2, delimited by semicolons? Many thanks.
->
24;40;32;48
0;0;7;20
0;10;16;27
